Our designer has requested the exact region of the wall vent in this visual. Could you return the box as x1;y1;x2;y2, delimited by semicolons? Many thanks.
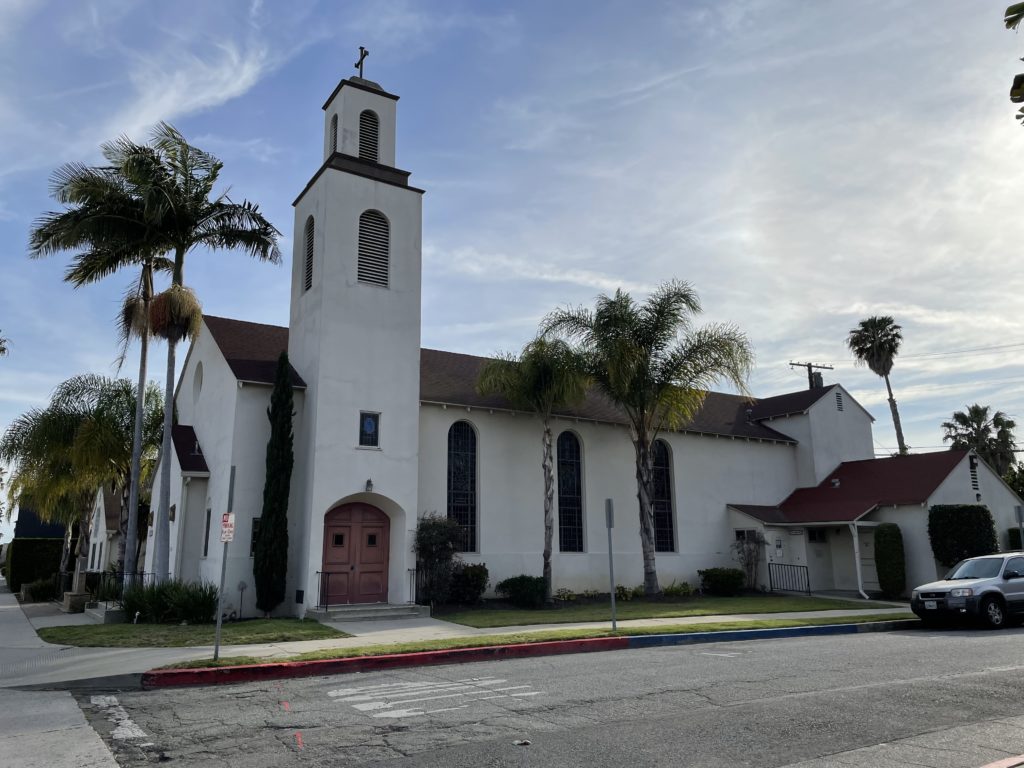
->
357;210;389;287
303;216;314;291
329;114;338;154
359;110;379;162
835;390;844;411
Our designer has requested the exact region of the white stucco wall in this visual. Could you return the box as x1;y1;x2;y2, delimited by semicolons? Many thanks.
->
322;82;398;166
291;82;422;611
418;406;799;593
760;386;874;487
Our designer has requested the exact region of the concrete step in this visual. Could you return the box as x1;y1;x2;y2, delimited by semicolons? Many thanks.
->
306;603;430;622
83;604;126;624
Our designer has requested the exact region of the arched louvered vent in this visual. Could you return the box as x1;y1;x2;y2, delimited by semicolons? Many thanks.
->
357;210;389;287
359;110;379;162
329;114;338;154
303;216;314;291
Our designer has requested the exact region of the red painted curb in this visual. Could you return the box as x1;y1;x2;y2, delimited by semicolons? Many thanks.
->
141;636;630;689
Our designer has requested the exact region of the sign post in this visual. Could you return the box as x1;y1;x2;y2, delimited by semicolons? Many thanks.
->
213;467;236;662
606;498;617;631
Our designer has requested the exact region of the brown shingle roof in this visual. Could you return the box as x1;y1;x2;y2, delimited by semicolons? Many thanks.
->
732;451;968;524
748;386;836;420
172;424;209;475
203;315;306;388
419;348;794;442
201;316;805;443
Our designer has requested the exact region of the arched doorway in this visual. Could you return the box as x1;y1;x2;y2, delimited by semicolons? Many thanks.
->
321;503;390;605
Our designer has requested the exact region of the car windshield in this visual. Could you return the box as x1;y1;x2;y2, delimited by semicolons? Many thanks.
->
945;558;1004;580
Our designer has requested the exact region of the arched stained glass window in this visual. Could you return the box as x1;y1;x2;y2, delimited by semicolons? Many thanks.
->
653;439;675;552
557;431;584;552
447;421;477;552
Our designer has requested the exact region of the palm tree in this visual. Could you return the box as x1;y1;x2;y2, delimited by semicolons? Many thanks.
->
91;124;281;581
0;331;8;356
942;404;1018;476
2;375;163;587
30;150;173;578
847;316;908;455
543;280;753;595
477;338;589;601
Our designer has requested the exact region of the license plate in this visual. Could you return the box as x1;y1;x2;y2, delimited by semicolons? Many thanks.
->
924;600;937;610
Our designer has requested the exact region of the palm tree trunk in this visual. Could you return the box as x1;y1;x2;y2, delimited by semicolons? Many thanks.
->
634;434;660;596
124;330;148;578
541;418;554;603
883;373;908;455
73;503;92;593
154;333;176;583
116;485;129;573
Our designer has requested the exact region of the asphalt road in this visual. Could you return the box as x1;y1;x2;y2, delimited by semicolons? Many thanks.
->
77;626;1024;767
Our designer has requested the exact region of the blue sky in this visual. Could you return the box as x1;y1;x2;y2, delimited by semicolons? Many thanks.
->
2;1;1024;535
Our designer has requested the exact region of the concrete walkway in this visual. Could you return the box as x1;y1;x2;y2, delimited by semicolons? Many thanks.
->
0;583;119;767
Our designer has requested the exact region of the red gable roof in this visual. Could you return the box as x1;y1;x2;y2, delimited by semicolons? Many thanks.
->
753;450;968;524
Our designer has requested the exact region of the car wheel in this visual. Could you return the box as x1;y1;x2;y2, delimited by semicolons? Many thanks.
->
981;596;1007;629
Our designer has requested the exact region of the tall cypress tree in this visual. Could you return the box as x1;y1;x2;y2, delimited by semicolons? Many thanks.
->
253;351;294;614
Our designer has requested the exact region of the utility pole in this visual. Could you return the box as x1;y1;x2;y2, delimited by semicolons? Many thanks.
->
789;361;834;390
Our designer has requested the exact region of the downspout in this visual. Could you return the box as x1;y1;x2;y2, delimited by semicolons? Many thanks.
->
173;476;191;579
849;522;869;600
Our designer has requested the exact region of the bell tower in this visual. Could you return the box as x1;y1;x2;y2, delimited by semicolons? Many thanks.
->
288;65;424;608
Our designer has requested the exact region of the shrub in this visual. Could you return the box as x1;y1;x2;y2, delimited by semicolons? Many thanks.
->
698;567;746;596
662;580;693;598
731;531;765;589
614;584;632;602
413;514;463;605
927;505;999;568
630;584;646;599
122;580;219;624
874;523;906;598
553;588;576;602
495;575;547;608
449;563;489;605
6;538;63;593
24;577;58;603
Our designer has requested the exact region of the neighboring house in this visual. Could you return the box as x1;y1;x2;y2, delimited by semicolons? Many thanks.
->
730;450;1022;596
12;503;65;539
144;72;1024;613
86;487;121;573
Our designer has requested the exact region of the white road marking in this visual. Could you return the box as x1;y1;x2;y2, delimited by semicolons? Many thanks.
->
90;695;148;740
700;652;741;657
328;676;544;720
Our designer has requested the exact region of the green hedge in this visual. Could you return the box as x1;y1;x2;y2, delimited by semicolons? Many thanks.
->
122;580;219;624
6;538;64;593
927;505;998;568
495;575;547;608
874;523;906;598
698;567;746;596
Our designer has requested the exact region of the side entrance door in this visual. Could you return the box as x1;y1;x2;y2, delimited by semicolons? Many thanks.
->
322;504;389;605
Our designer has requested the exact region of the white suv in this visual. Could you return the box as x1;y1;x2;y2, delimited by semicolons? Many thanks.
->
911;552;1024;628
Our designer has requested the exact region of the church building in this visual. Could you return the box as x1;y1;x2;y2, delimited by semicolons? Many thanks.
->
144;74;1024;617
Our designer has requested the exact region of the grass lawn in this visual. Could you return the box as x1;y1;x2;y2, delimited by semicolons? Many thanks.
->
37;618;349;648
437;595;887;628
162;613;916;669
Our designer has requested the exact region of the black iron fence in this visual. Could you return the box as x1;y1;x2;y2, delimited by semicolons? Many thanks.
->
768;562;811;595
316;571;348;608
51;571;155;607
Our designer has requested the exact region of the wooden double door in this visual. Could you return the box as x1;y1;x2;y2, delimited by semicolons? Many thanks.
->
322;504;389;604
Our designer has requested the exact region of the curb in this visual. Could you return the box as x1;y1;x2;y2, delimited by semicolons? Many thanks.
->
141;619;920;689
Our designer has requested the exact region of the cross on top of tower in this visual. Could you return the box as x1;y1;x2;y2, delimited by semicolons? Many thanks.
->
354;46;369;78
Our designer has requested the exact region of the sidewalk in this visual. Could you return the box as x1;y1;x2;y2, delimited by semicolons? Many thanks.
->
0;582;119;768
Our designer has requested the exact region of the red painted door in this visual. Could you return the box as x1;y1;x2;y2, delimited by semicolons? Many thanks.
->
322;504;389;604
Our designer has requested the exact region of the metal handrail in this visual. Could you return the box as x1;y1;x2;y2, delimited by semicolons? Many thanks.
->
768;562;811;595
